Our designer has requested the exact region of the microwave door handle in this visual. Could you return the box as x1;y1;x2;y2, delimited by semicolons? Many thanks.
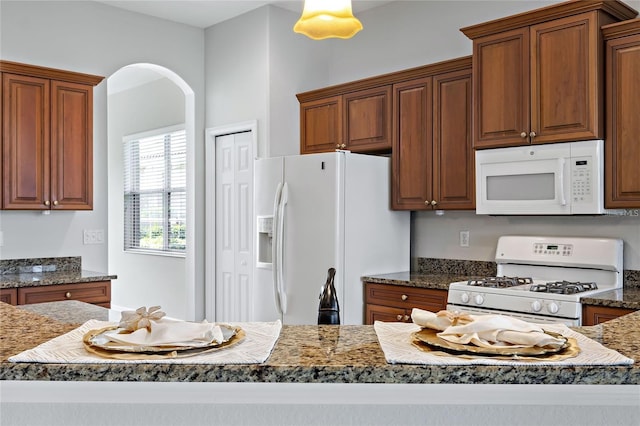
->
557;158;567;206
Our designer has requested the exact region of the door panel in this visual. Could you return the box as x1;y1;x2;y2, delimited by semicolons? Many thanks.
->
215;131;253;322
531;12;600;143
2;73;49;209
392;78;432;210
473;28;530;148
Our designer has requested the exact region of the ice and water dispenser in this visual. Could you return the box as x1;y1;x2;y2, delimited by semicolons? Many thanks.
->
256;216;273;268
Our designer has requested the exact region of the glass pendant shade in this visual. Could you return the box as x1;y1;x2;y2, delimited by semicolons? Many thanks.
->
293;0;363;40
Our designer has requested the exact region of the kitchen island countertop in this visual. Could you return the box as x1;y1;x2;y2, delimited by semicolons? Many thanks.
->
1;300;638;385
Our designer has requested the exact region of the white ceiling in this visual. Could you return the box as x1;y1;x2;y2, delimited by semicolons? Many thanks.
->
97;0;394;29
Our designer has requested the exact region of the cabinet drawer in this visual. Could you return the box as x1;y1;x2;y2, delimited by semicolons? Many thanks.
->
365;282;447;312
18;281;111;305
1;288;18;305
366;304;412;324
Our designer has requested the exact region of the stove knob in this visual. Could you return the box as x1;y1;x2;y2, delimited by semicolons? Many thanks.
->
474;294;484;305
531;300;542;312
460;293;470;303
547;302;560;314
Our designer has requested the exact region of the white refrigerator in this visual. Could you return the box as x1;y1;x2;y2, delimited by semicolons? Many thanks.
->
253;151;410;325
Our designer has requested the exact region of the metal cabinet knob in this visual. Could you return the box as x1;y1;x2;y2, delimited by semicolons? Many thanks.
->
431;200;437;206
396;314;403;321
53;200;59;206
65;292;72;299
341;144;346;149
529;131;536;138
401;294;408;301
44;200;50;206
403;315;410;322
520;132;527;138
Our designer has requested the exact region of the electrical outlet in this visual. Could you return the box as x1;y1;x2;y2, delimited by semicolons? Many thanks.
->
460;230;470;247
83;229;105;245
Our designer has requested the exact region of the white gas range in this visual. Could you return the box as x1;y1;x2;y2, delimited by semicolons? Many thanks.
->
446;236;623;326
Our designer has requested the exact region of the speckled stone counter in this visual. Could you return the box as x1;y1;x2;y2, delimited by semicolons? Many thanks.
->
0;256;116;289
1;301;638;384
362;271;482;291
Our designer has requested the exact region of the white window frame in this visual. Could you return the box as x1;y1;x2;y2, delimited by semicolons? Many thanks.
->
123;124;187;258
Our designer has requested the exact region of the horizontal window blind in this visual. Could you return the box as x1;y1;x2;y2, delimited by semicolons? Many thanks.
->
123;126;186;255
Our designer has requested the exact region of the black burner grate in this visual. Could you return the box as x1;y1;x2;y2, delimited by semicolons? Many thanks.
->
467;276;533;288
529;281;598;294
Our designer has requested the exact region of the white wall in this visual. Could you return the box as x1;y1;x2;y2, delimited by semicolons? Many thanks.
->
107;76;188;318
0;1;206;318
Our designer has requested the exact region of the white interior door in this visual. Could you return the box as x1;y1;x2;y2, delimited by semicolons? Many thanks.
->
215;131;253;322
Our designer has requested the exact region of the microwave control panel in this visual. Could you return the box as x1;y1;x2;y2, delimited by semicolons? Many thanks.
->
571;157;593;204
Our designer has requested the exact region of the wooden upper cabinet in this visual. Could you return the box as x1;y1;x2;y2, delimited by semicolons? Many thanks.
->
343;86;392;152
299;95;343;154
432;68;474;210
298;86;391;154
472;28;530;148
462;0;637;149
2;73;51;209
392;57;474;211
392;77;432;210
0;60;103;210
51;80;94;209
603;19;640;208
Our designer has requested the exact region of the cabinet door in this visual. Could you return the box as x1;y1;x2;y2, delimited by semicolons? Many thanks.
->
530;12;602;144
300;96;343;154
343;86;392;152
51;80;93;210
605;32;640;208
392;77;432;210
2;73;50;209
582;305;636;326
0;288;18;305
432;69;474;210
472;28;530;149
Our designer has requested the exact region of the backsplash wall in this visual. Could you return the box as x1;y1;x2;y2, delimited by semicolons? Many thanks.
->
411;211;640;270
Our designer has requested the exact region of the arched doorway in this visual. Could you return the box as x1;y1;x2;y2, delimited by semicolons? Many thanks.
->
107;64;197;320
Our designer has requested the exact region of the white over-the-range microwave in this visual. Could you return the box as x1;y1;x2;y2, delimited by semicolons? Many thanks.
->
475;140;604;215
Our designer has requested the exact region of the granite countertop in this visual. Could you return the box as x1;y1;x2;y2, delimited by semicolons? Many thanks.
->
0;270;117;289
363;272;640;310
0;301;638;384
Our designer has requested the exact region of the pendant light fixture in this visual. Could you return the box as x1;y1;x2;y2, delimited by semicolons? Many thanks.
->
293;0;363;40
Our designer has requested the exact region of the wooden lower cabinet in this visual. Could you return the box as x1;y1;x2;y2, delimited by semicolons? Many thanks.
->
1;288;18;305
582;305;636;326
16;281;111;308
364;282;448;325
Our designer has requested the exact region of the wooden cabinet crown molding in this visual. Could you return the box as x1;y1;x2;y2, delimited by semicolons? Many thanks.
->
461;0;637;39
0;60;104;86
296;56;471;103
602;17;640;39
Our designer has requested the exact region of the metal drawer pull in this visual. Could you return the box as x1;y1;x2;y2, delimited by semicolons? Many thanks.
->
65;292;72;299
401;294;408;301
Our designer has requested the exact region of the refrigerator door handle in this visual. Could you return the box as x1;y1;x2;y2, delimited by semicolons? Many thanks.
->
276;182;289;314
271;182;284;315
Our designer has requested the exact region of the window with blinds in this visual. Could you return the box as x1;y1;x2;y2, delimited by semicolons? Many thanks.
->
123;125;186;255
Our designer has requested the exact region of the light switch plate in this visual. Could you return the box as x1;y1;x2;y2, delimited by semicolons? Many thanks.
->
83;229;105;245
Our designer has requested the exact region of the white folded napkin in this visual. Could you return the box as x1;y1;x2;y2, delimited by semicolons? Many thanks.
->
411;308;566;349
103;319;225;348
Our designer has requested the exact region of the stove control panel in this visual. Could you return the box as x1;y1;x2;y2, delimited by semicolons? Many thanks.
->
533;243;573;256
